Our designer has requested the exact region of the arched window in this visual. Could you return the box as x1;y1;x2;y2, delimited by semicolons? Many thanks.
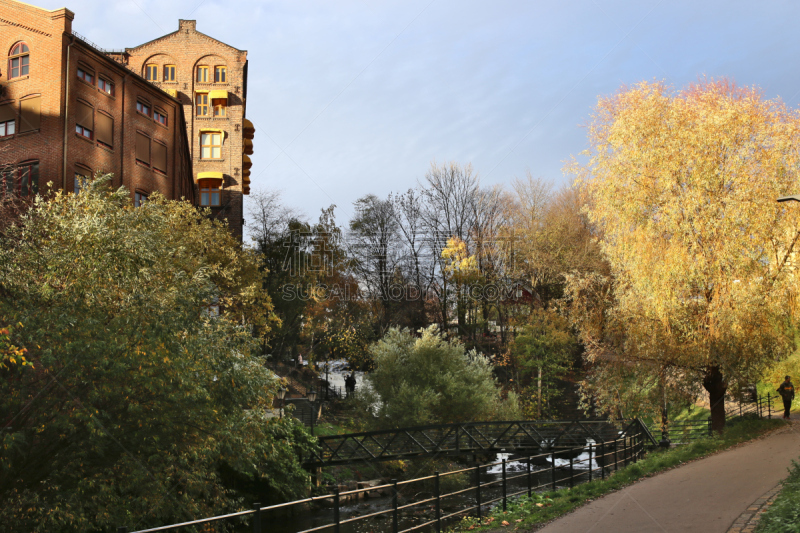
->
9;42;29;78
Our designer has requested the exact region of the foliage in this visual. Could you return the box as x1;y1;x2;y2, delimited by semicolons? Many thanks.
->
0;324;31;372
756;459;800;533
511;309;576;418
360;326;520;429
452;418;785;532
566;78;800;431
0;178;317;532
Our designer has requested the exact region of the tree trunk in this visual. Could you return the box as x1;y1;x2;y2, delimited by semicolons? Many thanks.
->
703;366;727;433
537;366;543;419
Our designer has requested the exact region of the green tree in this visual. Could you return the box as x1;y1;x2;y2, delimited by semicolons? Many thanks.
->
512;309;576;418
566;79;800;432
0;177;316;532
362;326;519;429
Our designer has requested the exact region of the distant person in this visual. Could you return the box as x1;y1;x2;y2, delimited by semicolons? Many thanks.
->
345;373;356;396
777;375;795;420
297;354;303;367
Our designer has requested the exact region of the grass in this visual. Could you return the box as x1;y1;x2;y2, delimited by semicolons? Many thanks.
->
755;458;800;533
451;418;786;532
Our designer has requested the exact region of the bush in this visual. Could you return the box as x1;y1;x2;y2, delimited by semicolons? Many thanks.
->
361;326;519;429
0;179;316;532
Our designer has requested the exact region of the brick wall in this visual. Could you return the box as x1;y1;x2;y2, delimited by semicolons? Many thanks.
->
0;0;195;207
121;19;250;239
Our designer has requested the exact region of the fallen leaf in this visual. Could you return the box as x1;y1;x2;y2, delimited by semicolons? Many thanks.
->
501;521;510;527
536;503;544;507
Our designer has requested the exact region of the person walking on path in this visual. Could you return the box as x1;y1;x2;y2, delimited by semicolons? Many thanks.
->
777;375;795;419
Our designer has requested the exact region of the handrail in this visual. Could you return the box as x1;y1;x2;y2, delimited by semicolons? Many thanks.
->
124;428;649;533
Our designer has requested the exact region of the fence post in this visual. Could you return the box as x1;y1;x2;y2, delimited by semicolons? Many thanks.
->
527;457;532;497
550;451;556;490
768;395;772;419
588;443;593;482
475;465;482;520
435;471;441;533
569;452;574;489
613;440;618;472
392;479;399;533
502;458;507;511
333;488;340;533
253;502;262;533
600;441;605;480
707;418;712;437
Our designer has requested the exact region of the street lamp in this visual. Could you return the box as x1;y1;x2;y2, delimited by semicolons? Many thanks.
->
307;388;317;436
277;386;287;420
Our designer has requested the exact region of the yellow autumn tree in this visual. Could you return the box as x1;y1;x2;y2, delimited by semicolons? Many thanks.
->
567;79;800;432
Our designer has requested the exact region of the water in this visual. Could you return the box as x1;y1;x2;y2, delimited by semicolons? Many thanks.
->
317;359;366;394
263;440;605;533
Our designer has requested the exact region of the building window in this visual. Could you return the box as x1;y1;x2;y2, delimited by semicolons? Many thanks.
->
214;66;226;83
196;65;209;83
2;161;38;198
154;109;167;125
136;101;150;117
8;42;29;79
195;93;208;116
212;98;226;117
200;132;222;159
134;191;147;207
135;132;151;165
163;65;176;81
77;67;94;84
200;182;220;206
96;112;113;148
153;141;167;174
74;167;90;194
0;104;15;137
98;78;114;96
19;96;40;133
75;101;93;140
145;64;158;81
0;119;14;137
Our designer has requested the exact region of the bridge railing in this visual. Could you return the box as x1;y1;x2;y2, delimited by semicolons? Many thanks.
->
309;418;650;467
119;430;647;533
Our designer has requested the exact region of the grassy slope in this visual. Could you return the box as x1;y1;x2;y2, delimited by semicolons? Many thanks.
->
755;457;800;532
452;418;786;532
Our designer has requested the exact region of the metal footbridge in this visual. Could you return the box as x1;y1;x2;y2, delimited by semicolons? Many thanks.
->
306;418;655;467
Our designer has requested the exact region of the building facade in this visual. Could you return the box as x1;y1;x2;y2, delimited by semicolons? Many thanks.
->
0;0;253;238
0;0;195;208
111;19;253;236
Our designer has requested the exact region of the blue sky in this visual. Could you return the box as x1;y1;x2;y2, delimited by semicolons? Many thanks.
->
36;0;800;223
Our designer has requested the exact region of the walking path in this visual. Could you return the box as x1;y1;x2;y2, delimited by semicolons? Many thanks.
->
537;419;800;533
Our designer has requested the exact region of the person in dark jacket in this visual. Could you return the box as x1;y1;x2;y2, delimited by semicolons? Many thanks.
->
777;376;795;420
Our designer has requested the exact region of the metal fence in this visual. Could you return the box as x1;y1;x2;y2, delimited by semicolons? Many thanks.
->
646;394;780;444
119;429;647;533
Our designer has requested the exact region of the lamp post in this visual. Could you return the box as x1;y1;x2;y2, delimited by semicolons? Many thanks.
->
307;388;317;436
277;386;287;420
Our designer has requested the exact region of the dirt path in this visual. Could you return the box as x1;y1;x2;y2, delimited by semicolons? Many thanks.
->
536;419;800;533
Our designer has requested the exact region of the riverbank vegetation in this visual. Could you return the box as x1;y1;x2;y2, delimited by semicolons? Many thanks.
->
0;179;317;532
453;418;786;532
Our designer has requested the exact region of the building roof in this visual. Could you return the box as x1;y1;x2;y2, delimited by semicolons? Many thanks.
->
123;20;246;55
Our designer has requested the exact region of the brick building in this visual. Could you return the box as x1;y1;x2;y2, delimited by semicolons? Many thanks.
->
110;20;252;236
0;0;253;238
0;0;195;209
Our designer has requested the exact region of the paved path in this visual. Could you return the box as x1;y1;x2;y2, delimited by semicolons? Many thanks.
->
537;419;800;533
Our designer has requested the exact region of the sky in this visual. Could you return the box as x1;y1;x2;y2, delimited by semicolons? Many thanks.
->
34;0;800;226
